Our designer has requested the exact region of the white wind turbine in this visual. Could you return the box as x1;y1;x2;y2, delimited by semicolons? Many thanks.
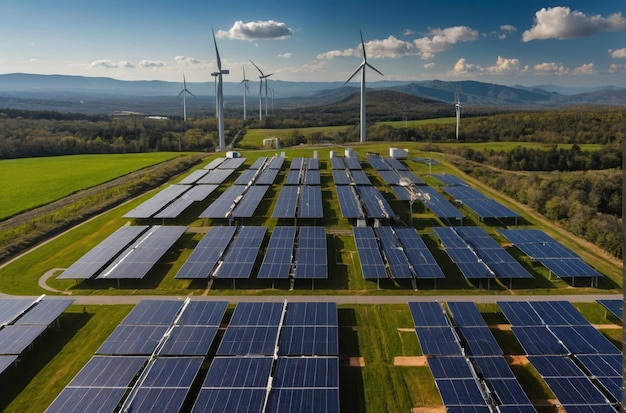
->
177;73;195;122
211;72;218;118
344;30;383;143
241;65;250;120
250;60;273;119
212;29;229;151
454;91;463;140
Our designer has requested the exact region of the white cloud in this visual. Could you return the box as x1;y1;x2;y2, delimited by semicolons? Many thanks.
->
572;63;596;75
217;20;293;40
424;62;436;69
451;58;479;74
317;49;351;60
278;52;292;59
175;56;201;64
608;63;626;73
414;26;479;59
403;29;415;36
91;60;135;69
485;56;520;73
497;25;517;39
523;7;626;41
139;60;166;68
609;48;626;58
533;62;570;75
450;56;520;75
317;36;416;60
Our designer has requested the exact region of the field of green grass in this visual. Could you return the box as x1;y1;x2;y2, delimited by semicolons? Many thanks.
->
0;152;180;220
239;126;352;148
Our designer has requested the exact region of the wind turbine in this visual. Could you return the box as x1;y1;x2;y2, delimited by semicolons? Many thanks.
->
241;65;250;120
211;72;218;118
177;73;195;122
454;91;463;140
344;30;383;143
250;60;273;119
212;28;229;151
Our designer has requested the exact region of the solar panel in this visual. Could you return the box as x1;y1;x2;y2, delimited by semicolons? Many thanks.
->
214;226;266;279
249;157;268;170
427;356;475;379
575;354;621;377
433;227;494;279
231;185;268;218
159;326;219;355
96;325;167;355
258;226;296;279
230;302;284;326
303;170;321;185
294;226;327;279
45;387;127;413
255;167;279;185
510;326;568;355
179;301;228;326
395;227;444;279
549;325;620;355
408;302;450;327
285;170;302;185
284;302;338;326
367;155;390;171
375;227;413;279
278;326;338;355
175;226;236;279
273;357;339;388
203;157;226;170
97;226;187;279
330;157;345;170
457;326;503;356
350;170;371;185
234;169;257;185
298;185;323;218
269;156;285;170
344;156;362;170
124;388;189;413
67;356;147;387
197;168;236;184
542;377;611;406
335;185;364;219
434;378;487;406
356;186;397;219
123;184;190;218
378;169;403;185
443;186;519;219
154;184;219;219
0;325;47;355
332;169;352;185
202;357;273;388
415;327;463;355
486;378;533;406
290;158;304;170
219;157;246;169
352;226;387;279
137;356;203;388
497;301;544;326
216;326;279;356
266;389;340;413
199;185;246;218
0;298;37;326
471;356;515;379
272;185;299;218
529;301;589;326
58;226;149;279
191;388;266;413
597;299;622;320
447;302;488;327
120;300;183;325
14;298;74;325
432;173;468;186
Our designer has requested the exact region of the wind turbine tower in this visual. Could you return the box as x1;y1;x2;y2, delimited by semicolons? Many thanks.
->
344;30;383;143
250;60;273;119
454;92;463;140
212;29;229;151
177;73;195;122
241;66;250;120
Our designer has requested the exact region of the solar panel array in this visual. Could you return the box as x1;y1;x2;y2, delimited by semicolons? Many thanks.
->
96;226;187;280
353;226;388;279
443;185;520;220
47;299;228;413
199;185;246;218
355;185;397;220
335;185;365;219
197;168;236;185
294;226;327;279
235;156;283;186
154;184;219;219
195;301;339;412
597;299;622;321
175;226;236;279
392;185;464;222
123;184;190;219
498;300;621;409
330;156;361;170
499;229;602;282
214;226;266;279
433;227;495;279
332;169;371;185
258;226;296;279
0;297;74;375
272;185;323;218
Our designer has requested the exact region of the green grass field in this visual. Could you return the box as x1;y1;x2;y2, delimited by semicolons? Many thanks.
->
0;152;180;220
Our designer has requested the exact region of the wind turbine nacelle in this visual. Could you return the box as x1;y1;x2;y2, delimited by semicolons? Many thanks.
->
222;70;230;74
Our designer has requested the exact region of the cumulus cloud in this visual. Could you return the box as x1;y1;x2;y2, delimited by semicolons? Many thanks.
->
451;58;479;74
485;56;521;73
278;52;292;59
523;7;626;41
424;62;436;69
91;60;134;69
217;20;293;40
402;29;415;36
533;62;569;75
175;56;201;64
608;63;626;73
610;48;626;58
497;25;517;39
318;36;417;60
572;63;596;75
139;60;166;68
414;26;479;59
450;56;520;75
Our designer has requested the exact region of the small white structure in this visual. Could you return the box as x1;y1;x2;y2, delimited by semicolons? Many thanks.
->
345;148;354;158
329;150;337;158
226;151;241;158
389;147;408;159
313;150;318;159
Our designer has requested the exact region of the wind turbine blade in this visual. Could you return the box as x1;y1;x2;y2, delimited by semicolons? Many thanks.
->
177;90;184;98
242;65;246;81
360;29;367;62
344;63;364;85
212;28;222;71
187;90;196;98
249;60;264;76
365;62;384;77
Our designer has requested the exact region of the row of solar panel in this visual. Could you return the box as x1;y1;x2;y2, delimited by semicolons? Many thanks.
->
272;185;324;218
335;185;397;220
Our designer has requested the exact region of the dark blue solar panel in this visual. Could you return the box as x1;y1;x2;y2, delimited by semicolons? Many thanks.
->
344;156;362;170
415;186;465;221
595;376;622;402
249;157;268;170
408;302;449;327
433;227;494;279
427;356;474;379
199;185;246;218
278;326;338;356
304;170;320;185
486;378;533;406
140;356;203;387
458;327;503;356
203;357;273;388
541;258;602;278
497;301;544;326
266;389;340;413
125;388;189;413
232;185;269;218
332;170;352;185
597;299;622;321
203;157;226;170
290;158;304;170
179;301;228;326
230;302;284;326
258;226;296;279
15;298;74;325
159;326;219;355
330;157;345;170
273;357;339;388
367;155;390;170
58;226;149;279
175;226;237;279
192;388;265;413
511;326;568;355
356;186;397;219
96;325;167;355
298;185;323;218
350;170;371;185
353;227;387;279
155;184;219;219
217;326;279;356
284;302;337;326
0;298;38;326
269;157;284;169
97;226;187;279
46;387;127;413
531;301;589;326
550;325;620;355
415;327;463;355
471;356;515;379
219;157;246;169
256;168;280;185
294;226;327;279
336;186;364;219
395;227;444;279
378;169;403;185
443;186;519;219
286;170;302;185
215;226;266;279
123;184;190;218
272;186;299;218
397;170;424;184
432;173;468;186
67;356;146;387
447;302;488;327
542;377;611;406
528;355;586;377
385;157;408;170
0;325;47;355
234;169;257;185
179;169;209;184
375;227;413;279
575;354;621;377
445;407;491;413
120;300;182;325
435;378;487;406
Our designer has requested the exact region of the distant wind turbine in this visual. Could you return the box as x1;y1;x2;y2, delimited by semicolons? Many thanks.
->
250;60;273;119
177;73;195;122
454;91;463;140
212;28;229;151
344;30;383;143
241;65;250;120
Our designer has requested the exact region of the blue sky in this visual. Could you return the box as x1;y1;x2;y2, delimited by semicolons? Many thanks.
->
1;1;625;88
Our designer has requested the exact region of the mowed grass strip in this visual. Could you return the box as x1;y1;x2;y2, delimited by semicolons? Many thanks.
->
0;152;180;220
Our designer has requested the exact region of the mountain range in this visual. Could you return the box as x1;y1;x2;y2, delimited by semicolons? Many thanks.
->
0;73;624;115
